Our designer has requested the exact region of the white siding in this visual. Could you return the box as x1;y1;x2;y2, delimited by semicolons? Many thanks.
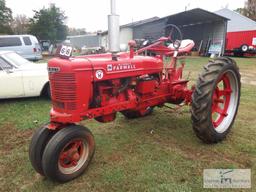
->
100;27;133;51
100;34;108;49
215;8;256;32
120;27;133;45
67;34;100;49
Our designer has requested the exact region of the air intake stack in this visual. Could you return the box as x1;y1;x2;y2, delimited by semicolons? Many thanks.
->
108;0;120;59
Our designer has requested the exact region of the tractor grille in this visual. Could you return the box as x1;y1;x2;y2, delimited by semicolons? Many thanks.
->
50;73;77;110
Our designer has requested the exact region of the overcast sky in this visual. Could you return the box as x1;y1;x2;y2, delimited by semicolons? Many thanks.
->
6;0;246;31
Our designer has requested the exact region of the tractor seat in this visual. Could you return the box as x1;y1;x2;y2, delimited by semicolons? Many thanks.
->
168;39;195;53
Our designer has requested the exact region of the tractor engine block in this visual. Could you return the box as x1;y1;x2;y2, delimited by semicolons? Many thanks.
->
93;75;159;122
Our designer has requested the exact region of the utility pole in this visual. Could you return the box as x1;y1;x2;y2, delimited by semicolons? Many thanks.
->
185;3;190;11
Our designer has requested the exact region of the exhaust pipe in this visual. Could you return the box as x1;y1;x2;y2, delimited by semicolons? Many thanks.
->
108;0;120;57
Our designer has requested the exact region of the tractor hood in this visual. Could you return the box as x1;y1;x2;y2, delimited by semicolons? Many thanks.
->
79;53;163;81
48;53;163;82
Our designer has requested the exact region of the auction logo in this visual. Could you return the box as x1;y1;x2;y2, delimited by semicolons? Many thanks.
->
203;169;251;189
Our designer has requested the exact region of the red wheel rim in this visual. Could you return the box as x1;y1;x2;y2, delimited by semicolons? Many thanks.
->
212;73;232;128
58;139;89;174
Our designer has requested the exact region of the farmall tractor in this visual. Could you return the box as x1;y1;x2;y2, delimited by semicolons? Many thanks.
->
29;2;241;182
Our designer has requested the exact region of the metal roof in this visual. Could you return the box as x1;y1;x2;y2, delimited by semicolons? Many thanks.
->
133;8;229;28
215;8;256;32
101;8;229;35
100;17;159;35
67;33;98;39
121;17;160;28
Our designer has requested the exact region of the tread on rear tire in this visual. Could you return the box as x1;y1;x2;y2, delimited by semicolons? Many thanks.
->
191;57;241;143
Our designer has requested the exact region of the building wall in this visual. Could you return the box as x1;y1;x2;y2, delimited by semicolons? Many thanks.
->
100;27;133;50
133;19;167;40
215;8;256;32
100;34;108;49
67;34;100;49
133;19;226;55
100;10;228;55
183;21;226;54
120;27;133;45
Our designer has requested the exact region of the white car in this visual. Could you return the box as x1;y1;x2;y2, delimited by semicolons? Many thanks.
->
0;51;50;99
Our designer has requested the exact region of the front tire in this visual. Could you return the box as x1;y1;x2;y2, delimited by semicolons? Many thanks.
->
42;125;95;182
29;125;56;175
47;84;51;99
191;57;241;143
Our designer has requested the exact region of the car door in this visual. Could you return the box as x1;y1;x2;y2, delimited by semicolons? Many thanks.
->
22;36;34;60
21;66;48;97
0;57;24;99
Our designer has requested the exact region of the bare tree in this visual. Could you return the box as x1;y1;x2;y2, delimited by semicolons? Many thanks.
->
11;14;29;34
245;0;256;21
235;0;256;21
68;28;87;36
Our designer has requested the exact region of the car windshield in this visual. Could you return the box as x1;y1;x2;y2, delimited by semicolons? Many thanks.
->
3;52;30;66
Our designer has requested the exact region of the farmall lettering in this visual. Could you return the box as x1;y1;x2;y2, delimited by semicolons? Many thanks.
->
107;63;136;72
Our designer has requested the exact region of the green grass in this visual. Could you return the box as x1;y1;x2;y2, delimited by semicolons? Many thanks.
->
0;56;255;192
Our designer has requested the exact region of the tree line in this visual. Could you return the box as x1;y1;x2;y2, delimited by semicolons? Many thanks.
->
0;0;87;42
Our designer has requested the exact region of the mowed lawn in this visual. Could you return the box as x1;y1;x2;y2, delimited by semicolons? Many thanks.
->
0;56;256;192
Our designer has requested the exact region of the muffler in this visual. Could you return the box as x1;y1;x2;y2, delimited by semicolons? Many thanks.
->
108;0;120;58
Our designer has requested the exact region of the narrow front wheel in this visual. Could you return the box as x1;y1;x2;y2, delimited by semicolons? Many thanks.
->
42;125;95;182
29;124;56;175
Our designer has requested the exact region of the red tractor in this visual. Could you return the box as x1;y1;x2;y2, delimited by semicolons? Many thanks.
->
29;24;241;182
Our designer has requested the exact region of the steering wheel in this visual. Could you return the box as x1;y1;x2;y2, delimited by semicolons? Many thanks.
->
137;24;183;54
163;24;183;49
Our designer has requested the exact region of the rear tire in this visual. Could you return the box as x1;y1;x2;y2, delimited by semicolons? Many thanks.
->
191;57;241;143
29;125;56;175
42;125;95;182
